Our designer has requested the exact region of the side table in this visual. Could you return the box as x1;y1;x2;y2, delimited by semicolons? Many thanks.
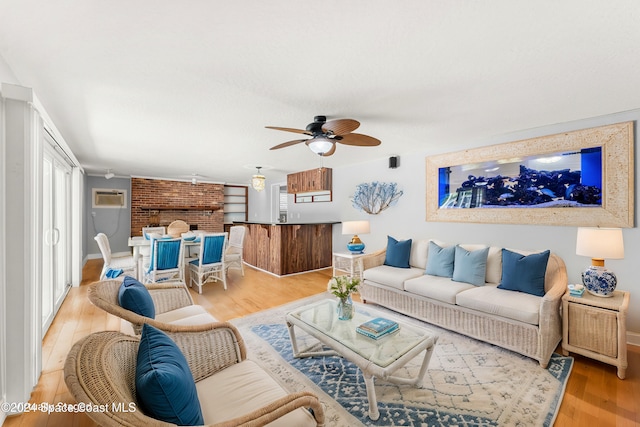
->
332;252;365;279
562;289;629;379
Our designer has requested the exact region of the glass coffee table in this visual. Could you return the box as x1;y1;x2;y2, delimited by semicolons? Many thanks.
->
285;299;438;420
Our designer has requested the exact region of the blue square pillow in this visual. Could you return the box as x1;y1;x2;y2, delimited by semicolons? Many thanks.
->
497;249;550;297
451;245;489;286
136;324;204;426
118;276;155;319
384;236;412;268
425;241;455;277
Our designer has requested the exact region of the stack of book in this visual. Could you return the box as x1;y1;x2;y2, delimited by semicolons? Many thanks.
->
356;317;399;339
568;284;585;297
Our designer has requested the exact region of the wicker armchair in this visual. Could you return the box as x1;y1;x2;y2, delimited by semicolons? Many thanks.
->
88;279;218;334
64;326;325;426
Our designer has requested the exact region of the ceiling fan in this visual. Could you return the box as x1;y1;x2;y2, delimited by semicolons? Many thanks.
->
267;115;381;156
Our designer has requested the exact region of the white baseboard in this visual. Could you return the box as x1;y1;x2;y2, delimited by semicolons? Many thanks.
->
627;331;640;347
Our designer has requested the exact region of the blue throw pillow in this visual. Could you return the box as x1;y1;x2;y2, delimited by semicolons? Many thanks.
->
384;236;412;268
498;249;550;297
425;241;455;277
136;324;204;426
118;276;155;319
451;245;489;286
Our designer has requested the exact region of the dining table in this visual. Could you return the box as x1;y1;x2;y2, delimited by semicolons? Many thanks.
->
127;235;201;281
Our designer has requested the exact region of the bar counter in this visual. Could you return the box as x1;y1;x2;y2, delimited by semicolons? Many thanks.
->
234;221;338;276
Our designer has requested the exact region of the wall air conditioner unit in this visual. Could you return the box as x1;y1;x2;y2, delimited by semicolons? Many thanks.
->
92;188;127;208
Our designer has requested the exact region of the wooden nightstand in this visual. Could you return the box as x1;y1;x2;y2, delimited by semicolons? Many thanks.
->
562;289;629;379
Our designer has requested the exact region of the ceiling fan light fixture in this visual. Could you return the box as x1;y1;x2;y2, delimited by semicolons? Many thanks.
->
251;167;266;192
308;137;334;155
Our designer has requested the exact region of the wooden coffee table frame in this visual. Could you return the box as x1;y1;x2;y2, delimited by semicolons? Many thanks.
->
286;300;438;420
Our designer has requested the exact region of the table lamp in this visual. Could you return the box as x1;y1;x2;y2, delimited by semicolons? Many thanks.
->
576;227;624;297
342;220;370;254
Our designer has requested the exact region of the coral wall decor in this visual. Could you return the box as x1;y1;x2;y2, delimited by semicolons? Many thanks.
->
351;182;403;214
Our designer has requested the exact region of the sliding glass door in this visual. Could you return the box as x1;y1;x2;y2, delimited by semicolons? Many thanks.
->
42;141;72;333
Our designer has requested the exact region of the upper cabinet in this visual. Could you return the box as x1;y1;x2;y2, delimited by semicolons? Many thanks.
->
287;167;332;194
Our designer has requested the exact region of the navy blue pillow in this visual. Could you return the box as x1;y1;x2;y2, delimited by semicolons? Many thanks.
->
497;249;550;297
118;276;155;319
425;241;455;277
451;245;489;286
384;236;412;268
136;324;204;426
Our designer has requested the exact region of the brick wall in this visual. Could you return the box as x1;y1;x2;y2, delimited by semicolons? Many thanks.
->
131;178;224;236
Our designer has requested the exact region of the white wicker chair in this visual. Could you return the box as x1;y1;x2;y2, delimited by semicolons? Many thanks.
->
189;233;227;293
142;226;166;238
143;237;185;284
94;233;137;280
225;225;246;276
88;279;217;334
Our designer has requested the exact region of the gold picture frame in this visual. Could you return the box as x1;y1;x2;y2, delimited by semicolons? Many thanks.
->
426;122;634;227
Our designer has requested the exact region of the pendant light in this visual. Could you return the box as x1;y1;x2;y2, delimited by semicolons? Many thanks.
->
251;167;266;192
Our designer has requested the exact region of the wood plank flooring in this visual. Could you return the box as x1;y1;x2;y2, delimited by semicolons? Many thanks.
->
3;259;639;426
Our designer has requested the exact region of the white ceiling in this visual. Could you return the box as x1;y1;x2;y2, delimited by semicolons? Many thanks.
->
1;1;638;185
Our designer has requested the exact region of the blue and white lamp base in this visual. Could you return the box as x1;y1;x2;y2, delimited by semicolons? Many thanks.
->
581;265;617;297
347;242;365;254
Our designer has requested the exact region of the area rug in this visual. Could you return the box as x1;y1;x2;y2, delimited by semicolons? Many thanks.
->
230;293;573;427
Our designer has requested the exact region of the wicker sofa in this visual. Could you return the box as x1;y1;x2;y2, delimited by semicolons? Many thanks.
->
359;239;568;368
65;326;325;426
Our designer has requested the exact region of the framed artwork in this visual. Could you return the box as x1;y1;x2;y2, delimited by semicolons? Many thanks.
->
425;122;634;227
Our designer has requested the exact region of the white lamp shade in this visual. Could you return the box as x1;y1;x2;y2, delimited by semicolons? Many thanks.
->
576;227;624;260
342;220;370;235
308;137;334;155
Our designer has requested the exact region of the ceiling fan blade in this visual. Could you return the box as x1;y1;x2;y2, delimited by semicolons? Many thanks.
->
337;133;381;146
322;119;360;135
269;139;308;150
265;126;312;135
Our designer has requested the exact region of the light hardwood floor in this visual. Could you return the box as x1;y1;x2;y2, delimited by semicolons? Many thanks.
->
3;259;639;426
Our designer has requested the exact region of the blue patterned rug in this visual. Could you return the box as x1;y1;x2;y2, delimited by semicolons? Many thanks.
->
231;293;573;427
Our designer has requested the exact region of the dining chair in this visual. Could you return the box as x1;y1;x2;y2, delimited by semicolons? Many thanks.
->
143;237;185;284
167;220;190;238
139;227;166;272
142;226;166;239
94;233;137;280
188;233;227;294
224;225;246;276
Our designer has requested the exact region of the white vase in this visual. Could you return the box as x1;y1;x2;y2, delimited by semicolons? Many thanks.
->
582;265;617;297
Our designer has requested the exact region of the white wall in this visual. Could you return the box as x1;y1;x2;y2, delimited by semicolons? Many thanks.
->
332;110;640;342
85;176;132;257
0;55;19;85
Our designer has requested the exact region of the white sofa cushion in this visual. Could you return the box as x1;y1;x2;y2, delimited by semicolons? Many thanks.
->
404;275;475;304
196;360;317;427
409;239;430;269
363;265;424;290
155;305;217;324
455;284;541;325
167;312;218;326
